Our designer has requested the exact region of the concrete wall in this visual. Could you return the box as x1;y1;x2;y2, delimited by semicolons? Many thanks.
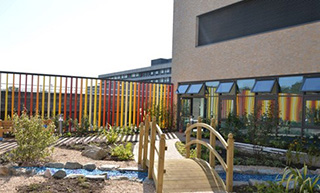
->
172;0;320;87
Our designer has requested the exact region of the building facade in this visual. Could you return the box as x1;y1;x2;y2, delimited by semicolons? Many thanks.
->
172;0;320;136
99;58;172;83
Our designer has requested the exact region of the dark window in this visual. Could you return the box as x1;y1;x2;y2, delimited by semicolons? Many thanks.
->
198;0;320;46
301;77;320;92
186;84;203;94
216;82;234;93
252;80;275;93
177;85;189;94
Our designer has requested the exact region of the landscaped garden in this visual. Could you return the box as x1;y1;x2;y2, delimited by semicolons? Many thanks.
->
0;111;155;193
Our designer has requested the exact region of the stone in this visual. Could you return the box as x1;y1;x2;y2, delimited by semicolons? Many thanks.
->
242;168;257;174
109;176;129;180
314;169;320;175
64;162;83;169
257;169;280;175
44;169;52;178
0;166;10;176
248;179;269;186
85;175;106;181
26;168;36;176
53;170;67;179
233;181;249;186
81;145;107;160
98;164;120;171
83;163;96;171
143;178;154;185
45;162;64;168
65;174;85;179
14;168;27;176
118;167;141;171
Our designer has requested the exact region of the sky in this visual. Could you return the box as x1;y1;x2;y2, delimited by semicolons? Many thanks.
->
0;0;173;78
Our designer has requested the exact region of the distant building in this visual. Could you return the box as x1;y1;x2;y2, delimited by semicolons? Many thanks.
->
99;58;172;83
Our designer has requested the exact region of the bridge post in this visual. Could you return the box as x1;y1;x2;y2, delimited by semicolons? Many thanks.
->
142;115;149;170
138;122;144;164
185;123;190;158
157;133;166;193
196;116;202;158
209;118;216;168
226;133;234;192
148;116;157;179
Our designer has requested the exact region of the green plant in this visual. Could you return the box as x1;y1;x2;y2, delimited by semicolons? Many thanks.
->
111;142;133;160
254;181;286;193
175;141;196;158
102;126;119;144
9;112;58;165
280;165;320;193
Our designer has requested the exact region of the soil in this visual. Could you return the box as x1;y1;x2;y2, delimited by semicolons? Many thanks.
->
16;178;105;193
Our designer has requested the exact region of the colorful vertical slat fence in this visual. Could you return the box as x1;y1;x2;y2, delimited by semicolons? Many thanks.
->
0;71;174;131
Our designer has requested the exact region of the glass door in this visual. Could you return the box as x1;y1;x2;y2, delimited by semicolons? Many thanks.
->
179;98;192;131
303;96;320;137
219;96;235;128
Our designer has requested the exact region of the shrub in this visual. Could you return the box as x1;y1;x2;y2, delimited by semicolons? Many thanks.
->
9;112;58;165
175;141;196;158
111;143;133;161
102;126;118;144
280;165;320;193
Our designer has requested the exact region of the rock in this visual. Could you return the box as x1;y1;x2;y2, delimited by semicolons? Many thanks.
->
53;170;67;179
65;162;83;169
85;175;106;181
248;179;269;186
0;166;10;176
26;169;36;176
98;164;120;171
81;145;107;160
233;181;249;186
118;167;141;171
242;168;257;174
109;176;129;180
83;163;96;171
233;167;242;174
257;169;279;175
45;162;64;168
65;174;85;179
14;168;27;176
143;178;154;185
44;169;52;178
314;169;320;175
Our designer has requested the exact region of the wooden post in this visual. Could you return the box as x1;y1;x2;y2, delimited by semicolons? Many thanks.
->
157;133;166;193
142;115;150;170
196;116;202;159
138;122;144;164
226;133;234;192
209;118;216;168
148;116;157;179
185;123;190;158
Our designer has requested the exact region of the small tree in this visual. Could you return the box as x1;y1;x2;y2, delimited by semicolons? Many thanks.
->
9;112;58;166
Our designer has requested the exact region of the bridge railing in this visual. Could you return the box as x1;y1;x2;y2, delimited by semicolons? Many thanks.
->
185;117;234;192
138;115;166;193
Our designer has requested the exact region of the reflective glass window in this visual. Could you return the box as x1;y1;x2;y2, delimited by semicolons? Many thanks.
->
206;81;219;87
237;79;255;93
186;84;203;94
177;85;189;94
216;82;234;93
279;76;303;94
301;77;320;92
252;80;275;93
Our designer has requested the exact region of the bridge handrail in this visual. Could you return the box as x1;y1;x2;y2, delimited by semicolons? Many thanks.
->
185;122;228;149
185;117;234;193
137;115;166;193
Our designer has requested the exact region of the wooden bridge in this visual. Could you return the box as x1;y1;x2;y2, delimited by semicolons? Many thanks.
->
138;116;234;193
